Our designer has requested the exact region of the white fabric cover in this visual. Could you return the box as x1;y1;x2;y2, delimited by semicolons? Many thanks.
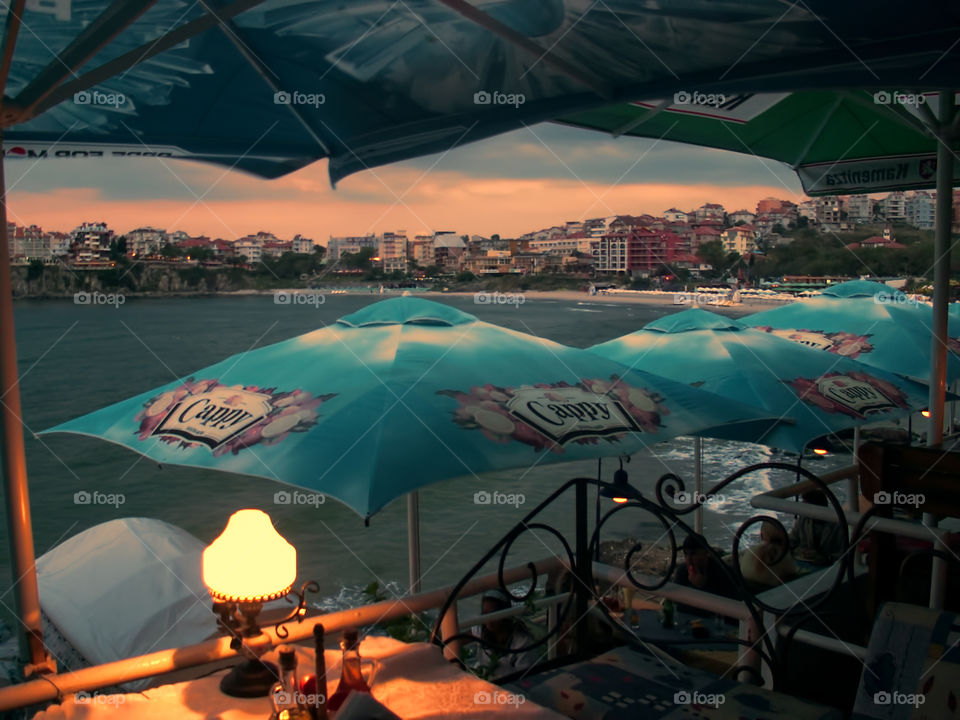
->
36;518;217;667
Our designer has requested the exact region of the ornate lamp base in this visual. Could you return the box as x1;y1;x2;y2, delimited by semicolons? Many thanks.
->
219;657;280;697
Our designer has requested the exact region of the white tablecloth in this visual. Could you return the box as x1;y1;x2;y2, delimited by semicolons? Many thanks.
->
30;636;563;719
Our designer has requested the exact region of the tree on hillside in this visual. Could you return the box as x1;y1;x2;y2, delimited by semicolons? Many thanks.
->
340;246;376;270
186;247;215;262
695;240;727;276
109;236;127;260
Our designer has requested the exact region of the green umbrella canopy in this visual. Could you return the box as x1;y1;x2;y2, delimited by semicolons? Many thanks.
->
557;90;956;195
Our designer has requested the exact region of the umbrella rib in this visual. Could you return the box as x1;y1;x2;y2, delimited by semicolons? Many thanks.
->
8;0;158;125
217;19;332;155
610;99;671;138
434;0;612;98
790;94;844;169
843;89;932;138
32;0;270;118
0;0;25;104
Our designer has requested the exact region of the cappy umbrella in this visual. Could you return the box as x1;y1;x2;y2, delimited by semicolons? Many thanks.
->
42;297;780;518
589;308;931;455
745;280;960;384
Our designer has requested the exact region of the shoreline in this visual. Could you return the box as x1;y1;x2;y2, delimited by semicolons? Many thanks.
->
12;287;794;308
431;289;793;308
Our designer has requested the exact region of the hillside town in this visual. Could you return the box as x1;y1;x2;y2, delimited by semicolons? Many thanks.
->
8;190;955;281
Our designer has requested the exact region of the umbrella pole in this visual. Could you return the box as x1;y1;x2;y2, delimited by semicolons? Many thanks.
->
594;458;601;562
925;90;956;609
693;436;703;534
0;138;48;673
928;90;956;447
574;478;590;655
407;491;421;594
850;427;861;511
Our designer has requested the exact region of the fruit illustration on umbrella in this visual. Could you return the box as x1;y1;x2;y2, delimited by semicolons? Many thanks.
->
439;376;666;451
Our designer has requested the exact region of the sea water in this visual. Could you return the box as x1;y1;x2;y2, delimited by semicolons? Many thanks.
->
1;295;847;627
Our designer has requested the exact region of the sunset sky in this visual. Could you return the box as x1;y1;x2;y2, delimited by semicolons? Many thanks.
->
5;122;805;244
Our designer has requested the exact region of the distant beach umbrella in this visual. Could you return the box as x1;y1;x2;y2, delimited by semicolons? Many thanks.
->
43;297;778;518
589;308;931;454
745;280;960;383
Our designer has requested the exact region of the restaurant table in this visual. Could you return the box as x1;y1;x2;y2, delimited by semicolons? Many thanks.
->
617;609;741;676
29;636;565;719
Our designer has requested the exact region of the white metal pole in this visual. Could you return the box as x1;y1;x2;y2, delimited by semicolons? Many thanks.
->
407;491;421;594
693;436;703;534
927;89;955;445
0;138;49;673
849;427;861;511
925;90;955;609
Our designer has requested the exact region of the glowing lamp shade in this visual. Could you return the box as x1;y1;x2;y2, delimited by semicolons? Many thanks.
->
203;509;296;603
921;409;931;418
812;448;829;456
612;496;629;504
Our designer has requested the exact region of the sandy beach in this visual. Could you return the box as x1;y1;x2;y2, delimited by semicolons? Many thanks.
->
425;289;793;309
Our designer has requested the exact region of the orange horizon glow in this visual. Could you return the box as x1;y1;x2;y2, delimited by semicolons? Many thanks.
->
6;163;798;243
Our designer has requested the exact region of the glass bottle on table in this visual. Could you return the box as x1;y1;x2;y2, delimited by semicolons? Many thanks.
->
271;645;310;720
326;629;372;712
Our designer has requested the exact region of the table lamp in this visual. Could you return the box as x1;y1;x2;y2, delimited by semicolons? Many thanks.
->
203;509;297;697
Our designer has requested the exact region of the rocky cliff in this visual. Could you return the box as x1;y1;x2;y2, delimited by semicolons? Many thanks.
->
9;263;261;298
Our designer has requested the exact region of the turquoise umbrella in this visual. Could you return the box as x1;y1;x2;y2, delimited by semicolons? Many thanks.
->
589;308;932;454
745;280;960;383
41;298;778;518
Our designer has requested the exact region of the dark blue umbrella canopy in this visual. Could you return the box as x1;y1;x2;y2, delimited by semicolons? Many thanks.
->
3;1;960;183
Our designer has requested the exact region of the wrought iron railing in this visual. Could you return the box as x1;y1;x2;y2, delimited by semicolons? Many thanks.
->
430;461;863;689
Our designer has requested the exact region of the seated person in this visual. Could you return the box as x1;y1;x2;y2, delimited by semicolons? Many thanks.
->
739;518;799;587
672;533;741;615
789;490;847;565
470;589;537;677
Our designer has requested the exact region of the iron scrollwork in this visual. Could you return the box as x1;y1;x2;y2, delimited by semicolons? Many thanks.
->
431;461;864;688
